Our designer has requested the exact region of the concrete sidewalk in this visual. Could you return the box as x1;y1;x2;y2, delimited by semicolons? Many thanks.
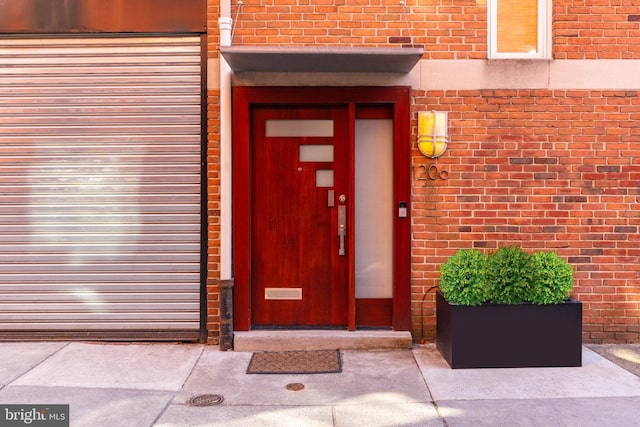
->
0;342;639;427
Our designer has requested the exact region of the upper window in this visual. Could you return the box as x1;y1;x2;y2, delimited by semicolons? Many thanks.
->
488;0;551;59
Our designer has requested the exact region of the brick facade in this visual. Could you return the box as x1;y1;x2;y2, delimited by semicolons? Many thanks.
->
206;1;640;344
206;90;222;345
412;89;640;342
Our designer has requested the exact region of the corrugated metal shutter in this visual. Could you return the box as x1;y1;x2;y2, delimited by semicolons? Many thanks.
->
0;36;202;340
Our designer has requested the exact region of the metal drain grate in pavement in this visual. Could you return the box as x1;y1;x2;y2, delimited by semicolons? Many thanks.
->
187;394;224;407
286;383;305;391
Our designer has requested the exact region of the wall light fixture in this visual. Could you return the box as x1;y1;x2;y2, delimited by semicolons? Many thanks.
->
418;111;448;158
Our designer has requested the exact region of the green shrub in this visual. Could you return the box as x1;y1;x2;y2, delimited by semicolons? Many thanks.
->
439;249;488;306
440;247;575;306
484;246;532;304
526;251;574;304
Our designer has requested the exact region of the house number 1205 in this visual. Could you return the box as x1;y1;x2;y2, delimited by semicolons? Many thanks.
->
413;164;449;186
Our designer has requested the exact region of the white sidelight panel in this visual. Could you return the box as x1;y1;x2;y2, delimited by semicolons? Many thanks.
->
355;120;393;299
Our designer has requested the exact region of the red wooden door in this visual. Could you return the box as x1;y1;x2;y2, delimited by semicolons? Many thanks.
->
250;106;350;326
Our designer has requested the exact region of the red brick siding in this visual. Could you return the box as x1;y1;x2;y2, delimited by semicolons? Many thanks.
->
225;0;640;59
207;3;221;57
230;0;486;58
412;89;640;343
555;0;640;59
206;91;222;344
206;1;640;344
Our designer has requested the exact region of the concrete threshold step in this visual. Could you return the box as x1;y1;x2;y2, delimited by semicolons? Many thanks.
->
233;330;413;352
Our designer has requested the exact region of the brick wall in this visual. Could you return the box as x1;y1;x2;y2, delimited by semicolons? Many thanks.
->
226;0;640;59
229;0;486;57
412;89;640;343
555;0;640;59
206;0;640;344
206;90;221;344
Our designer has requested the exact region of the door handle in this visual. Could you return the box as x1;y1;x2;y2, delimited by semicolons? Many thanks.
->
338;205;346;256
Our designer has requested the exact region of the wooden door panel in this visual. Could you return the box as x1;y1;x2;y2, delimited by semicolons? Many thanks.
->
251;137;299;325
251;106;348;327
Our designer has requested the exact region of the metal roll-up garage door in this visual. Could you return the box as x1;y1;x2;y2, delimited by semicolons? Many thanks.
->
0;36;203;340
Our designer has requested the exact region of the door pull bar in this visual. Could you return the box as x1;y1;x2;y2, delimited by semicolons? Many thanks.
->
338;205;346;256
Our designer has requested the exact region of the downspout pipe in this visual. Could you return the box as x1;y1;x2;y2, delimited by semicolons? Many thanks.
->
218;0;234;350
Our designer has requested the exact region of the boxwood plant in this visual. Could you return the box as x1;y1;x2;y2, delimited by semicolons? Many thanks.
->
484;246;532;304
439;247;574;305
439;248;488;306
526;250;575;304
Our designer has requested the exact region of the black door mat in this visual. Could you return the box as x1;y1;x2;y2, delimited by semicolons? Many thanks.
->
247;350;342;374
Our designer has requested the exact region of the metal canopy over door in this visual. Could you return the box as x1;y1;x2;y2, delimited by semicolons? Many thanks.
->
251;106;350;327
0;36;203;340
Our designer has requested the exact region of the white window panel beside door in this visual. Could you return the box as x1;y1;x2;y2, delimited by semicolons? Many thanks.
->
355;119;393;299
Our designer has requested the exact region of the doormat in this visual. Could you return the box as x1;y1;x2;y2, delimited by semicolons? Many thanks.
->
247;350;342;374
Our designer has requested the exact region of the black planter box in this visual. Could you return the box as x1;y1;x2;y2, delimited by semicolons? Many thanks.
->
436;291;582;369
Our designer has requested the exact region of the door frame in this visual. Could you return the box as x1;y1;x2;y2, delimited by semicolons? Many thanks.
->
232;86;411;331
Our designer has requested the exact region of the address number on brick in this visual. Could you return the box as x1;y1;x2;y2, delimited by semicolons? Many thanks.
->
413;164;449;185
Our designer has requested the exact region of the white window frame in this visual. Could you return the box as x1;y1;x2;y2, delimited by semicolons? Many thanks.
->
488;0;552;60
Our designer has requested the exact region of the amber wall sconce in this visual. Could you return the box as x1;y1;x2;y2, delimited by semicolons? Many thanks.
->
418;111;448;158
